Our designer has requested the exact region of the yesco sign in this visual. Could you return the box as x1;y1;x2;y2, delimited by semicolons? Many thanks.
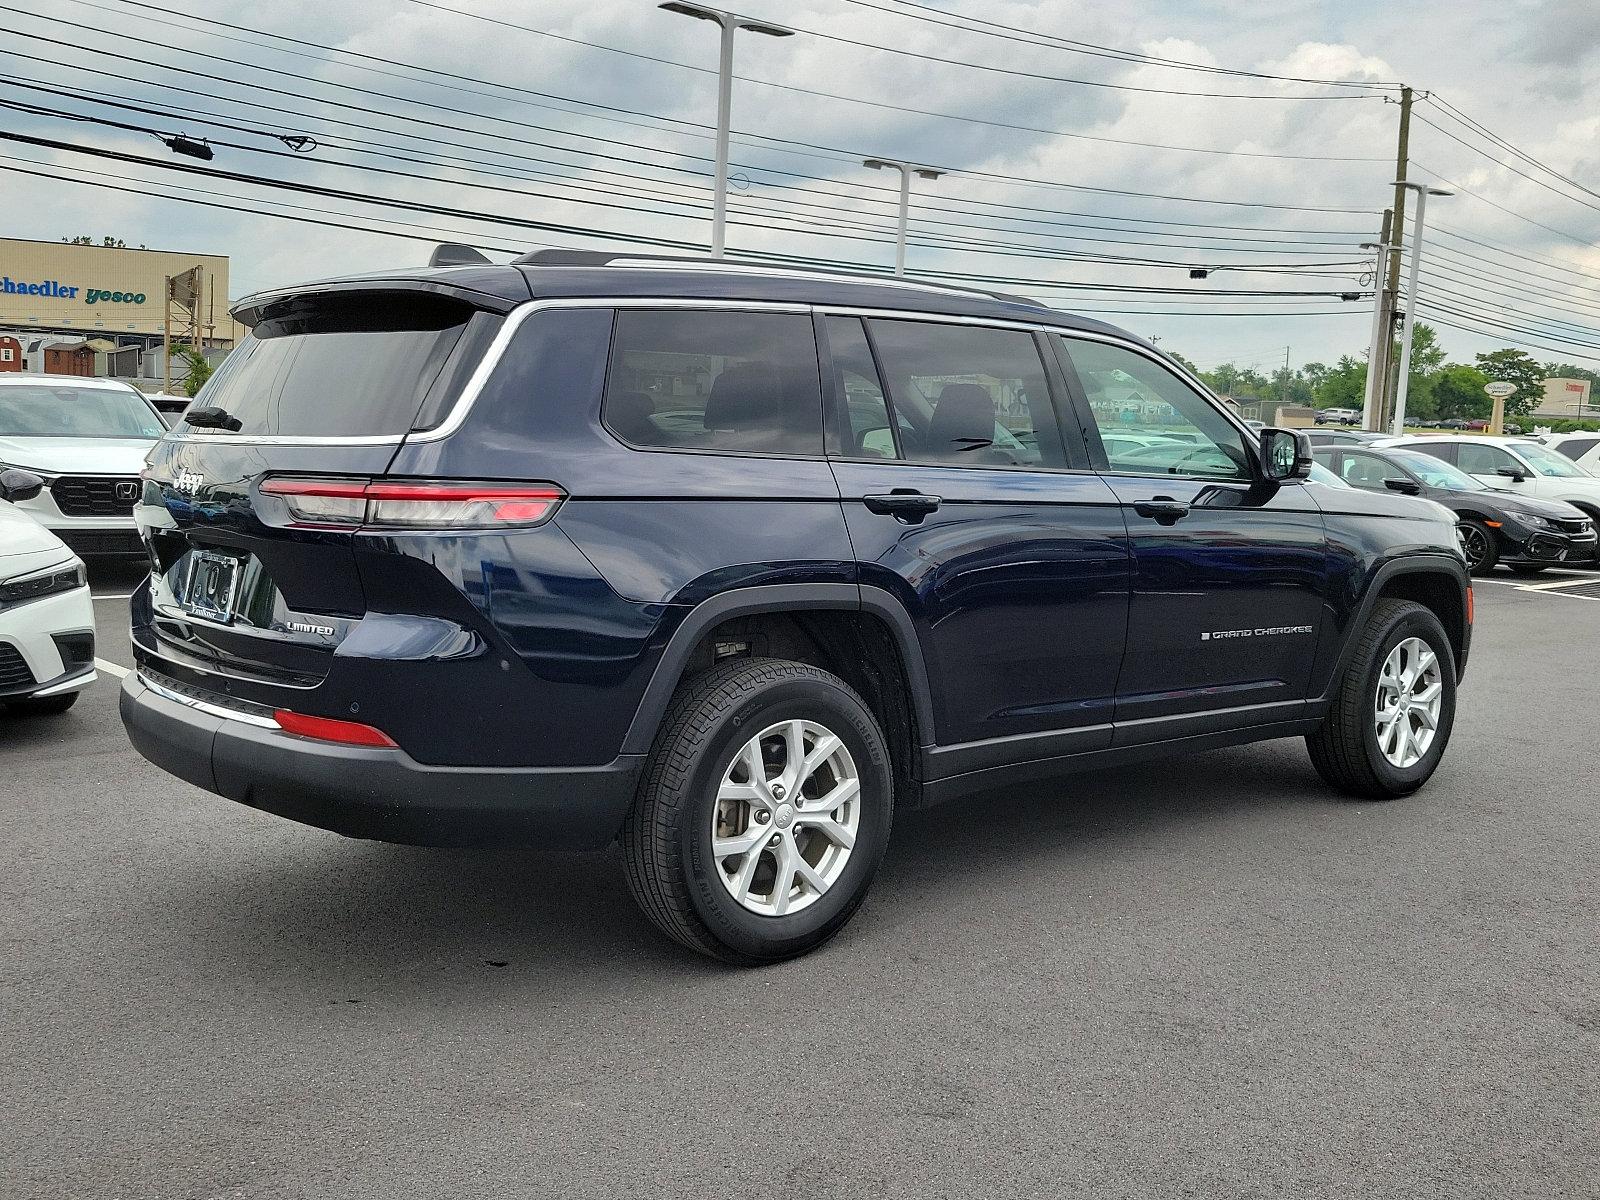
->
0;277;148;305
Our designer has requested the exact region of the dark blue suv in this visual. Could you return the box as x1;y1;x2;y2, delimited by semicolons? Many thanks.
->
121;250;1471;963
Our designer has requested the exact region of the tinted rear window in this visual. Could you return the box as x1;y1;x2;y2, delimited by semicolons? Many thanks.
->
603;309;823;456
193;294;477;437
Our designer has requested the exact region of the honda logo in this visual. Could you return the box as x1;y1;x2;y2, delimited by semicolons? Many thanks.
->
115;479;140;503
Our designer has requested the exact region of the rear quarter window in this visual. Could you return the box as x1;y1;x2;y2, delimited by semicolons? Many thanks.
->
195;293;486;437
602;309;824;456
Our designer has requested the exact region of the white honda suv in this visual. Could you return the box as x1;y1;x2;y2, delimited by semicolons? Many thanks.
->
0;374;166;558
1383;434;1600;526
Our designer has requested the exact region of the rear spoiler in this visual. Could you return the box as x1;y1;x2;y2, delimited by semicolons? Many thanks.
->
231;271;530;328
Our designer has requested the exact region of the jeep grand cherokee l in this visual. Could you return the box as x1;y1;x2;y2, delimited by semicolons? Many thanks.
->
121;249;1471;964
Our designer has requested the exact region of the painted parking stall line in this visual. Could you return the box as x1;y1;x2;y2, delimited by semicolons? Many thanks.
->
94;658;130;679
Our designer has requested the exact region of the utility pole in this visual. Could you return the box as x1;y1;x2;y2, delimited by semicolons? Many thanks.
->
1360;209;1394;431
1375;86;1413;432
1281;346;1291;410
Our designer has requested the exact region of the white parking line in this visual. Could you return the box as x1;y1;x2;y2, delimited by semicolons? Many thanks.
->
91;592;135;601
94;658;131;679
1515;576;1600;591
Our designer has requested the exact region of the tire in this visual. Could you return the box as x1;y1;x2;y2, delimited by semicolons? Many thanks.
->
623;657;894;965
1307;599;1457;800
1458;519;1498;575
4;691;80;717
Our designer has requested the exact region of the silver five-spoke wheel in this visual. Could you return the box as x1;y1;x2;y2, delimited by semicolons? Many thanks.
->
711;719;860;916
1374;636;1443;769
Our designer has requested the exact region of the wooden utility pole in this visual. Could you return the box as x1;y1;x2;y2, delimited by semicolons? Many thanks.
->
1362;209;1394;430
1375;86;1413;432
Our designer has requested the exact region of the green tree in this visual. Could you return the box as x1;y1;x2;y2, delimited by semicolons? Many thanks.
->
1543;362;1600;388
1388;323;1446;420
1475;348;1545;419
61;235;145;248
1433;364;1491;420
1167;350;1202;376
174;345;215;398
1312;356;1367;409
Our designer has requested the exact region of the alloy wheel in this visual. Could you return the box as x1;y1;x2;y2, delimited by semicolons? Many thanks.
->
1373;637;1443;769
710;719;861;916
1459;524;1490;571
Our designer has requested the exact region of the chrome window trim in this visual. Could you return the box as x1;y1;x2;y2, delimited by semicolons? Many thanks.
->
149;295;1194;450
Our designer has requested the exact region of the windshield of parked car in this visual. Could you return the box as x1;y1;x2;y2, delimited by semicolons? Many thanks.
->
1389;450;1488;491
1307;461;1349;488
1513;442;1592;478
0;384;164;438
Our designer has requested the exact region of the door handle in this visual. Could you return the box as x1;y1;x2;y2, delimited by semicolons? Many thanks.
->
1133;498;1191;525
863;490;942;523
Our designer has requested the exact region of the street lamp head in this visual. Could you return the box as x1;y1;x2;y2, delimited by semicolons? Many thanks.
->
915;169;944;181
1391;179;1454;197
660;2;792;34
863;158;890;171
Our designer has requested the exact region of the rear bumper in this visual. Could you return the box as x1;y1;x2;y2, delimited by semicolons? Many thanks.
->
119;672;644;849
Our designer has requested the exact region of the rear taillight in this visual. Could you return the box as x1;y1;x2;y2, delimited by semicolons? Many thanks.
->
260;478;563;530
273;709;398;748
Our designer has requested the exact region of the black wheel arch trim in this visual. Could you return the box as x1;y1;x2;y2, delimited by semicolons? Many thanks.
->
619;583;937;756
1314;554;1470;701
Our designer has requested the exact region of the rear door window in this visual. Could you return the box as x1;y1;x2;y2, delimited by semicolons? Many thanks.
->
603;309;823;456
864;319;1063;468
195;293;484;437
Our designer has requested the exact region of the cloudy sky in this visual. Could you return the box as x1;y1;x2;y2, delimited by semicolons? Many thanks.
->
2;0;1597;375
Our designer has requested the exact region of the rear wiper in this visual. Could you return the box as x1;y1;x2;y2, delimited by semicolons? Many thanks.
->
184;406;242;432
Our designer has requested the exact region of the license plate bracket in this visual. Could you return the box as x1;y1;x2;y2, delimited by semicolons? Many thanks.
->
182;550;242;623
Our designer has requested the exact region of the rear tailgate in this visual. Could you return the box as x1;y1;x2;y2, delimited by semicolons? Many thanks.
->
133;287;509;696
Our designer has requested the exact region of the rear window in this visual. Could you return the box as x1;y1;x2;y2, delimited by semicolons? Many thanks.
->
603;309;823;456
193;294;479;437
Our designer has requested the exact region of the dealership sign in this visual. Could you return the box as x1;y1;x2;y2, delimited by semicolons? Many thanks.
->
1;276;148;305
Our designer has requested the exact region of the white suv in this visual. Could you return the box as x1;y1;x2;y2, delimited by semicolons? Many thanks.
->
1542;431;1600;475
0;374;166;558
1383;434;1600;524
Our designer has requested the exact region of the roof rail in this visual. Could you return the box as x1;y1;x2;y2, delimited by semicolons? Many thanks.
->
512;248;1043;308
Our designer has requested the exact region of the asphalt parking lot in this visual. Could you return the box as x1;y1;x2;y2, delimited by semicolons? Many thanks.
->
3;567;1596;1199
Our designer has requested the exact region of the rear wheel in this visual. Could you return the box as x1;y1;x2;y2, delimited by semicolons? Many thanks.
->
1457;519;1497;574
4;691;80;717
1307;599;1457;800
623;658;893;964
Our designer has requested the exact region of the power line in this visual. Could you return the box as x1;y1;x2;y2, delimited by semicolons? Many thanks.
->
1423;96;1600;208
86;0;1388;164
839;0;1400;90
1412;110;1600;219
394;0;1380;101
1411;161;1600;250
2;15;1378;223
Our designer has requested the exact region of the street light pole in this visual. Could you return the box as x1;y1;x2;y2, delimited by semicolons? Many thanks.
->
1390;181;1452;436
863;158;944;275
660;3;793;258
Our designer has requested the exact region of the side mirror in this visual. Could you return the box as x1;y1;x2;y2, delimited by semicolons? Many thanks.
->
1496;466;1527;483
1260;427;1312;481
0;468;44;504
1383;478;1423;495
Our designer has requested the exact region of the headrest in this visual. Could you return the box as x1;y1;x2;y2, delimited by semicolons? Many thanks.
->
607;390;657;443
928;384;996;456
704;362;789;431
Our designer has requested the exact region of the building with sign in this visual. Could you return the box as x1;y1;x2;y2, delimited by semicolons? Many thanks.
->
1535;377;1595;420
0;235;242;390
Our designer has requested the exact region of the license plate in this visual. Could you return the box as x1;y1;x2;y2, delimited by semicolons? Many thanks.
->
182;551;242;623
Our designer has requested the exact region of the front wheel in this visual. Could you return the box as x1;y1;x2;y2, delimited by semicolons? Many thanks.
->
623;658;893;964
1307;599;1457;800
1458;520;1497;575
